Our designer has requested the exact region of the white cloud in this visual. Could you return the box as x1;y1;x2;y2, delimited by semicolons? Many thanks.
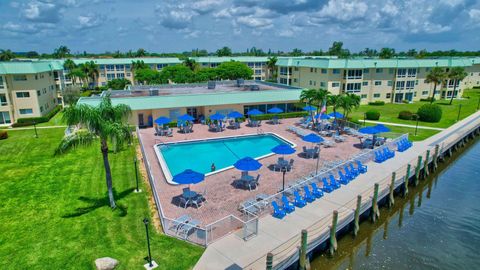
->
236;16;273;29
469;9;480;24
77;14;104;29
314;0;368;23
192;0;223;14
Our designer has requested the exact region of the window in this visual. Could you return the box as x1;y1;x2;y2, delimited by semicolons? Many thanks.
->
125;64;131;70
415;80;418;85
387;81;393;86
115;65;124;71
425;67;431;72
0;94;7;106
157;64;167;69
363;69;369;74
332;82;340;87
373;93;381;98
406;81;415;90
0;111;11;124
310;68;314;72
321;69;327;74
347;69;362;79
346;83;361;93
375;81;382;86
396;81;405;90
407;68;417;77
100;73;105;78
106;65;114;71
389;68;395;74
422;91;429;96
332;69;340;74
376;68;383;73
247;62;254;68
40;106;44;112
293;78;297;83
361;94;368;99
397;68;407;78
280;67;290;75
362;81;368;86
37;90;41;96
13;75;27;81
320;82;326;87
126;73;131;77
16;92;30;98
116;73;125;79
294;67;298;71
107;74;115;81
0;76;4;89
19;108;33;114
99;65;105;70
386;93;391;98
35;75;38;80
279;78;288;84
255;70;261;75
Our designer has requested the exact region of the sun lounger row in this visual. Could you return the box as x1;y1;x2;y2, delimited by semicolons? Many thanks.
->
374;147;395;163
287;126;309;137
397;138;412;152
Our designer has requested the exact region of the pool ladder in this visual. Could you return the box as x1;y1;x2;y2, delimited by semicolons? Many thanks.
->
155;139;170;149
257;128;265;135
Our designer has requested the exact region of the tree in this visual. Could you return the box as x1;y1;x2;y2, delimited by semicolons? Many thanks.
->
63;59;77;71
300;88;329;126
136;48;147;57
327;41;350;58
291;48;303;56
159;65;194;83
406;49;417;57
131;60;148;85
448;67;467;105
266;56;278;80
183;58;198;71
379;48;395;59
134;68;161;84
327;94;342;131
62;86;81;105
68;68;87;86
25;51;39;58
54;46;70;58
338;93;360;120
215;61;253;80
194;68;218;82
216;46;232;56
0;49;15;61
79;61;99;88
425;67;446;103
106;78;131;90
55;95;132;208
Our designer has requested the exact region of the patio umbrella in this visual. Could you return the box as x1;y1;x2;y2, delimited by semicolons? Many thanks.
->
172;169;205;185
234;157;262;171
247;109;264;116
154;116;171;125
267;107;283;114
373;124;391;133
271;144;296;155
209;113;225;121
178;114;195;122
303;105;317;111
302;133;324;144
328;112;344;118
314;113;331;120
228;111;243;118
358;126;380;134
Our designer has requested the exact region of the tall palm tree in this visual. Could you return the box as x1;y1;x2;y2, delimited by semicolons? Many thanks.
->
131;60;148;85
183;58;198;71
300;88;329;127
425;67;446;103
136;48;147;57
266;56;278;80
327;94;342;131
68;68;86;86
54;46;70;58
339;93;361;120
55;94;132;208
0;49;15;61
448;67;468;105
82;61;99;88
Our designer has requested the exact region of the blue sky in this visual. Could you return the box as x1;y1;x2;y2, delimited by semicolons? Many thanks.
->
1;0;480;54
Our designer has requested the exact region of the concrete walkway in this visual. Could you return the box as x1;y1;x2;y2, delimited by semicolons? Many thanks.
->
362;120;446;131
194;111;480;270
1;125;67;131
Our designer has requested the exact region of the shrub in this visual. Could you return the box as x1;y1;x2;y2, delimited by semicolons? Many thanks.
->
0;130;7;140
420;97;435;102
402;99;410;104
368;101;385;106
16;105;62;125
417;104;442;123
365;110;380;120
398;110;414;120
251;111;308;121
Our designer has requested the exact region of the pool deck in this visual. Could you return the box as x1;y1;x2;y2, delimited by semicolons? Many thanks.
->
193;111;480;270
137;118;363;226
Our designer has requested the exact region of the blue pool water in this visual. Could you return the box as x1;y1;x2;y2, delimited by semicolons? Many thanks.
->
158;134;291;177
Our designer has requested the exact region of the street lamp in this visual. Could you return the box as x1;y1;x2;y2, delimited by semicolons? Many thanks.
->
143;218;157;269
281;166;288;192
134;157;141;192
33;121;38;138
414;114;419;136
456;104;462;122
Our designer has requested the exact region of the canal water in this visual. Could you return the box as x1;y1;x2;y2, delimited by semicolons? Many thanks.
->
310;138;480;270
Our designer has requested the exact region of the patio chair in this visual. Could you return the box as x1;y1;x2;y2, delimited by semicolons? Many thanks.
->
383;147;395;159
374;150;385;163
293;190;307;208
169;214;191;233
338;171;350;185
302;146;308;158
249;174;260;190
155;126;161;136
303;186;316;203
349;163;359;177
271;201;286;219
281;195;295;213
164;128;173;137
321;178;334;193
310;182;324;198
287;159;294;171
344;166;355;180
177;219;200;239
356;160;368;174
313;146;320;158
329;174;341;189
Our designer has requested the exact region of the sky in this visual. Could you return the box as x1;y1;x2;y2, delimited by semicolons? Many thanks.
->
1;0;480;54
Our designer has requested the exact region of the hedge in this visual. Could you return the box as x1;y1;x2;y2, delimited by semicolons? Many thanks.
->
248;111;308;121
365;110;380;120
0;130;7;140
368;101;385;106
417;104;442;123
398;110;414;120
419;97;435;102
14;105;62;126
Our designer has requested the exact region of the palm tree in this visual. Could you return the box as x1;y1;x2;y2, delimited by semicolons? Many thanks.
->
55;94;132;208
338;93;361;125
83;61;99;88
54;46;70;58
300;88;329;127
131;60;148;85
425;67;446;103
267;56;278;80
183;58;198;71
327;94;342;131
136;48;147;57
0;49;15;61
69;68;87;86
448;67;467;105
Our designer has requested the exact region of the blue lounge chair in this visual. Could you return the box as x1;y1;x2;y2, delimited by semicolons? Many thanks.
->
356;160;367;174
271;201;286;219
383;147;395;158
321;178;334;193
281;195;295;213
293;190;307;208
374;150;386;163
349;163;359;177
329;175;341;189
303;186;316;203
311;182;324;198
338;171;349;185
344;166;355;180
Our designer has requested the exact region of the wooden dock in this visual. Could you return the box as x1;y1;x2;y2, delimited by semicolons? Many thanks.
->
194;111;480;270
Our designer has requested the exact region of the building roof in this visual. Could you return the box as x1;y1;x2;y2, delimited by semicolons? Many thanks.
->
276;57;480;69
71;57;182;65
191;56;269;63
77;88;303;110
0;61;63;74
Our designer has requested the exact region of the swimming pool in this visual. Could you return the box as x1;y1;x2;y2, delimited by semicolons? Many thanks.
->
155;133;295;184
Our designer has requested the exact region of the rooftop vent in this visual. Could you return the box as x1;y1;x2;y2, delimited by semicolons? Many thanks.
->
208;81;216;89
236;79;244;87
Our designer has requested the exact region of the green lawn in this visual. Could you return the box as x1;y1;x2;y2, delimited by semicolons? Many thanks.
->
0;129;203;270
359;122;440;141
349;89;480;128
37;111;65;127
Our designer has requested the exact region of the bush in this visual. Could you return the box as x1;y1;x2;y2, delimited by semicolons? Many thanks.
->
0;130;7;140
420;97;435;102
15;105;62;125
398;110;414;120
365;110;380;120
402;99;410;104
368;101;385;106
251;111;308;121
417;104;442;123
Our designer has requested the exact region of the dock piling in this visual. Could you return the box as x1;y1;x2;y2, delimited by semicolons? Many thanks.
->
433;145;439;170
371;183;380;223
266;252;273;270
299;229;308;270
414;156;422;185
424;150;430;177
404;164;410;197
329;211;338;256
388;172;395;208
354;195;362;237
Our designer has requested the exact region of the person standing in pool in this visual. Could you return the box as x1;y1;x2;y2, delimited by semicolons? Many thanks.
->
211;163;216;172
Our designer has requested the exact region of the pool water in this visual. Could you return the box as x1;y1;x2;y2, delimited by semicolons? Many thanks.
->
158;134;292;177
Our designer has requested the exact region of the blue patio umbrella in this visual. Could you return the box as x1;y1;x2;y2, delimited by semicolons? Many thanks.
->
178;114;195;122
172;169;205;185
228;111;243;118
210;113;225;121
302;133;324;144
373;124;391;133
234;157;262;171
328;112;344;118
247;109;264;116
154;116;171;125
303;105;317;111
267;107;284;114
271;144;296;155
315;113;331;120
358;126;381;134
